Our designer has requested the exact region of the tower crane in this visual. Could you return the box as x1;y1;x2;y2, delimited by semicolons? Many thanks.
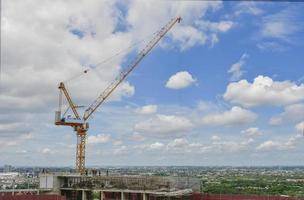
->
55;17;182;174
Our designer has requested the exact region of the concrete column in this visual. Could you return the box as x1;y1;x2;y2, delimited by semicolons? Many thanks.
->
100;191;104;200
82;190;87;200
121;192;124;200
143;193;147;200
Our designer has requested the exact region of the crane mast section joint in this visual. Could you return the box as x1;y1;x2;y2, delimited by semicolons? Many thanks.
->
83;17;181;121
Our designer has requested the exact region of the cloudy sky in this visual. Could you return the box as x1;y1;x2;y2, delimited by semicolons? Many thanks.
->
1;0;304;167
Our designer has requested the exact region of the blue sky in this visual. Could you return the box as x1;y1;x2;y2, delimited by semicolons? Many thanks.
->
1;0;304;167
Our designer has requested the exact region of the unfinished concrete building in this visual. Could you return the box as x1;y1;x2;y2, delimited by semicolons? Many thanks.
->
39;173;201;200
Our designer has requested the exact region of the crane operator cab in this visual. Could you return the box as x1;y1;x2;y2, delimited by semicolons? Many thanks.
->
54;111;85;126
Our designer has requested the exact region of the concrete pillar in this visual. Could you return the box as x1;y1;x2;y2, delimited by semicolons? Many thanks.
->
143;193;147;200
82;190;87;200
121;192;124;200
100;191;104;200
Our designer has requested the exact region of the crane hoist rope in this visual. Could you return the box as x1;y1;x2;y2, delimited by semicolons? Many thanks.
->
55;16;182;175
64;29;161;84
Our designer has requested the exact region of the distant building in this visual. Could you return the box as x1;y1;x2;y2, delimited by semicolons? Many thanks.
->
3;165;13;173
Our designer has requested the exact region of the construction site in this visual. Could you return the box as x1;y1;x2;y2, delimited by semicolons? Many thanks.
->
1;1;304;200
0;16;200;200
44;16;198;200
1;15;303;200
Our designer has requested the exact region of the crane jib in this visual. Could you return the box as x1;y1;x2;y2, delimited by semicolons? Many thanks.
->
83;17;181;121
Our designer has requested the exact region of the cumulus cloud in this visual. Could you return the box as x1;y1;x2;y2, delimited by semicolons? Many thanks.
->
135;105;158;115
88;134;111;144
228;53;249;81
127;0;223;50
0;133;33;149
170;26;207;51
1;0;136;114
269;104;304;125
256;134;302;151
0;0;228;142
241;127;262;137
224;76;304;107
194;20;234;46
166;71;196;89
139;142;165;151
134;114;193;136
167;138;189;150
256;141;277;151
137;136;255;155
211;136;254;153
201;106;257;127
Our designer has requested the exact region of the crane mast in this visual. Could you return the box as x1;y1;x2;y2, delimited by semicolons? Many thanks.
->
55;17;181;175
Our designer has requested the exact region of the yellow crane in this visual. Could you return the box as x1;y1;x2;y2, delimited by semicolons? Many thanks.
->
55;17;182;174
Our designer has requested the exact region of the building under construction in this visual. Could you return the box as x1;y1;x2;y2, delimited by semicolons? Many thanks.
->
39;172;201;200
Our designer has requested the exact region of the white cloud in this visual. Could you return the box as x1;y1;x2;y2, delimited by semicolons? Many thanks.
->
166;71;196;89
212;136;254;153
235;2;264;16
202;106;257;127
134;114;193;137
0;0;227;145
41;148;53;154
194;20;234;46
211;135;221;141
140;136;256;155
140;142;165;151
135;105;158;115
196;20;234;33
170;25;207;51
256;135;302;151
16;150;27;154
150;142;164;150
256;140;277;151
130;132;145;141
113;145;127;155
260;7;301;40
1;0;136;114
206;135;254;153
224;76;304;107
0;133;33;148
269;104;304;125
228;53;249;81
295;121;304;133
126;0;222;50
197;101;219;112
167;138;189;149
241;127;262;137
88;134;111;144
256;42;287;52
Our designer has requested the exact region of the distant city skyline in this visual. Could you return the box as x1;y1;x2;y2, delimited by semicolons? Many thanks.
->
1;1;304;166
